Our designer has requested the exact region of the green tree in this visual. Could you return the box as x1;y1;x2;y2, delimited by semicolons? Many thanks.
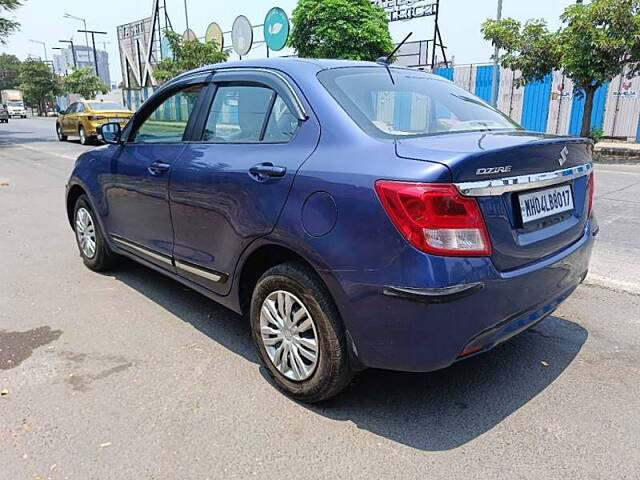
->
18;59;60;115
0;0;24;44
62;66;108;100
482;0;640;138
289;0;393;61
154;30;229;83
0;53;21;89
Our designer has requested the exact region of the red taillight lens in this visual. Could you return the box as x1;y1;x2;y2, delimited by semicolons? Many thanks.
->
587;173;595;217
375;181;492;256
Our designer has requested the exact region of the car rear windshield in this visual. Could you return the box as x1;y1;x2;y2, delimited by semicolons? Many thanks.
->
317;67;520;138
88;102;128;111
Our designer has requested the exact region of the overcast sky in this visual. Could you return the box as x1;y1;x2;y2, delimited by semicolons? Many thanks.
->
1;0;578;84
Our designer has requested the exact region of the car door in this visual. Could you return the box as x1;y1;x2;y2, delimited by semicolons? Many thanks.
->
103;81;206;270
62;103;77;134
169;70;320;294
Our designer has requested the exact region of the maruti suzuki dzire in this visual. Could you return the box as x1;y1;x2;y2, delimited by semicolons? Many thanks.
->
65;59;597;402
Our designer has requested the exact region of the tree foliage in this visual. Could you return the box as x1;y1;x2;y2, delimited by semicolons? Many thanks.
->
0;52;21;89
18;59;60;115
482;0;640;137
154;30;229;83
0;0;24;44
63;66;109;100
289;0;394;61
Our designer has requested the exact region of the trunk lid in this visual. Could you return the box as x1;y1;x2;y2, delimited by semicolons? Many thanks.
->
396;131;593;271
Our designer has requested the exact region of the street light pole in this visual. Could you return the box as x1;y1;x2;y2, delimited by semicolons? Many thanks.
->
29;39;48;62
77;29;107;80
59;39;77;67
490;0;503;107
64;14;91;63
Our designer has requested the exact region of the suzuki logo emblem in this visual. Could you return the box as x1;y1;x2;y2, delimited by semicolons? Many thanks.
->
558;146;569;166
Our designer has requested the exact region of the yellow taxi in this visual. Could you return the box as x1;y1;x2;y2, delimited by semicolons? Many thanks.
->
56;100;133;145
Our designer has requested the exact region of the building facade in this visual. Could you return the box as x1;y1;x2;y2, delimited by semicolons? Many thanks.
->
53;45;111;88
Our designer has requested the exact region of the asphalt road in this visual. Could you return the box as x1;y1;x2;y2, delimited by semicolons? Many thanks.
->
1;117;639;479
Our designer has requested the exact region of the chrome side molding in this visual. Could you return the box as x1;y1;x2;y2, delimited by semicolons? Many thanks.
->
111;235;173;266
175;259;228;284
111;234;228;284
455;163;593;197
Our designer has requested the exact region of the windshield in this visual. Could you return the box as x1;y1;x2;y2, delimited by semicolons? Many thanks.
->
318;67;520;138
88;102;128;111
8;102;23;107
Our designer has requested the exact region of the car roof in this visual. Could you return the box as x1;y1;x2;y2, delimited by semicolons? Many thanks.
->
169;57;440;84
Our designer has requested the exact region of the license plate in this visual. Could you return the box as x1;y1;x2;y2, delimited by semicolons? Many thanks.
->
519;184;574;224
109;118;125;123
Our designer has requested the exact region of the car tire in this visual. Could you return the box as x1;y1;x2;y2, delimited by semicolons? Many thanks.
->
79;126;90;145
56;123;67;141
73;195;118;272
250;262;354;403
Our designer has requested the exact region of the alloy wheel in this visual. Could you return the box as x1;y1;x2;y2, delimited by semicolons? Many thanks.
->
75;207;96;259
260;290;319;381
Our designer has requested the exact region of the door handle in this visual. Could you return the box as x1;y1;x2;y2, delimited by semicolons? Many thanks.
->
249;162;287;179
148;160;171;175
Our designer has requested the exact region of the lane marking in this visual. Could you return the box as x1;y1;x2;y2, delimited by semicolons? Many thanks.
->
585;274;640;296
1;142;78;161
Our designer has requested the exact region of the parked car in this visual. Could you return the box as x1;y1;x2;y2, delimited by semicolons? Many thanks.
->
0;104;8;123
65;59;597;402
56;100;132;145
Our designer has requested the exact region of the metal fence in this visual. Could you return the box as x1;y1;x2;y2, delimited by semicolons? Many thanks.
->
437;64;640;141
122;64;640;142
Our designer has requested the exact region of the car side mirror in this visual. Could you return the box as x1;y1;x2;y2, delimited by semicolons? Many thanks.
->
98;122;122;144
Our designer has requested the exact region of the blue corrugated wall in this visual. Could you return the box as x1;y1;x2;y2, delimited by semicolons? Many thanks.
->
475;65;497;103
434;67;454;81
520;75;553;132
568;84;609;135
636;115;640;142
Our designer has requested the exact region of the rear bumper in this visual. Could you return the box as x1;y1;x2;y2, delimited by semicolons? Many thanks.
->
331;221;595;372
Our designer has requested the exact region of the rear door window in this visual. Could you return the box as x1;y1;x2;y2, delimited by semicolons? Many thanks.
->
203;85;274;143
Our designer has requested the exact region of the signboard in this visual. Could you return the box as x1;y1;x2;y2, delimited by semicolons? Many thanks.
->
117;16;158;87
371;0;437;22
205;22;225;51
613;81;638;99
161;35;173;60
232;15;253;56
263;7;290;51
183;29;197;41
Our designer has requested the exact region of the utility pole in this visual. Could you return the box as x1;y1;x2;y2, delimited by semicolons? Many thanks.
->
59;39;77;67
490;0;503;107
183;0;190;30
77;29;107;80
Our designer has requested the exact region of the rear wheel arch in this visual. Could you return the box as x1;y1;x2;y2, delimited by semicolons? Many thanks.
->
238;244;331;318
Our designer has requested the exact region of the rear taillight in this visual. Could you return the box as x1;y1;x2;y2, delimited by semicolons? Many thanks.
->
375;181;492;256
587;173;595;217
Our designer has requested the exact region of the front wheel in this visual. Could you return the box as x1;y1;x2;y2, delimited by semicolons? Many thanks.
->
250;262;354;403
73;195;118;271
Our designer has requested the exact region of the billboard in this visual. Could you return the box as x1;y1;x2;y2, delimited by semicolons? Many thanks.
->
371;0;437;22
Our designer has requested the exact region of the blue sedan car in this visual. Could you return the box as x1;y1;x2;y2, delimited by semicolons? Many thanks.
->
66;59;596;402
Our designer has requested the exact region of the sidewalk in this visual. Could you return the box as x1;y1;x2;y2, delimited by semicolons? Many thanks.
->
594;141;640;163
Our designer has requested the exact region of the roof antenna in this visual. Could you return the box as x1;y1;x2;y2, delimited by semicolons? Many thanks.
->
376;32;413;85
